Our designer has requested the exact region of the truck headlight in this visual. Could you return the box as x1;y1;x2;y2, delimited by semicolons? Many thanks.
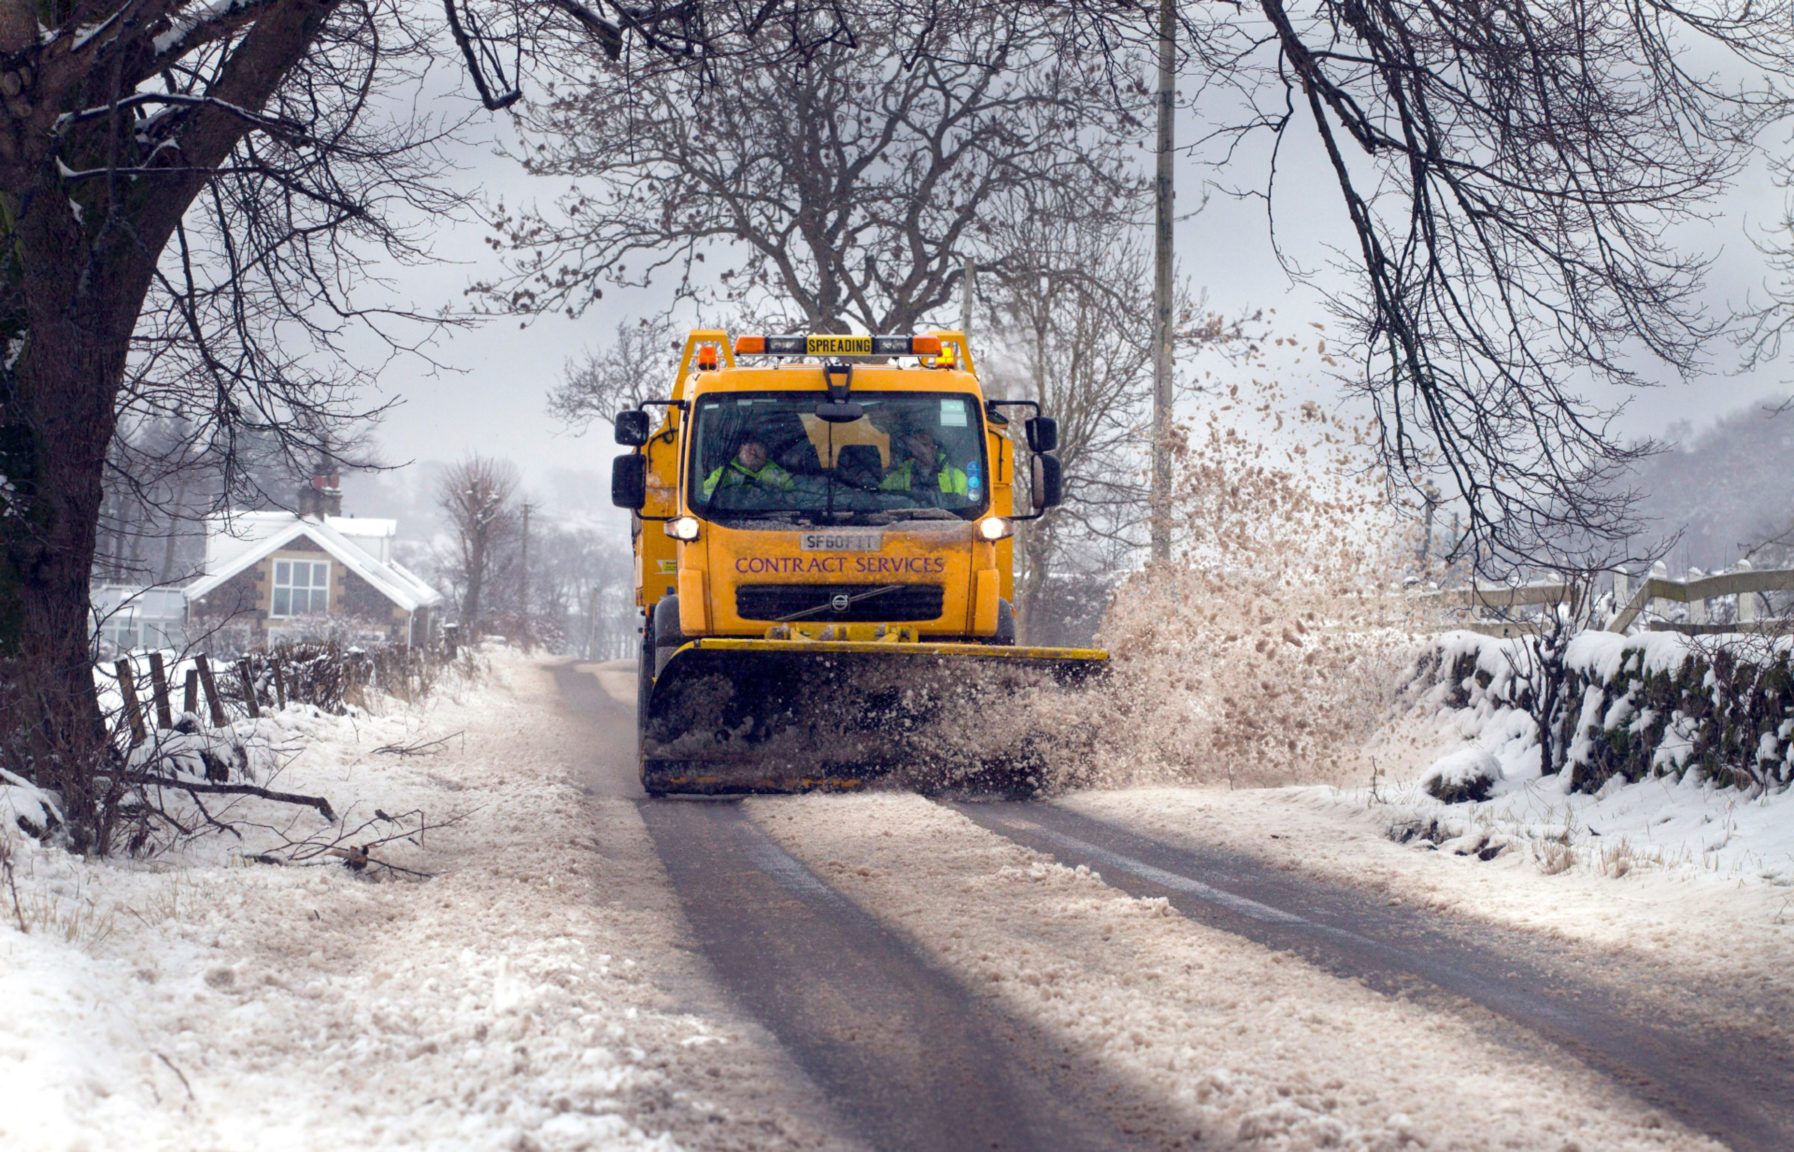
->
665;516;701;541
977;517;1013;541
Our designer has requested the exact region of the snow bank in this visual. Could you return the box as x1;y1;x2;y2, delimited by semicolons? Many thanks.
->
0;653;844;1151
1423;629;1794;796
1418;744;1501;802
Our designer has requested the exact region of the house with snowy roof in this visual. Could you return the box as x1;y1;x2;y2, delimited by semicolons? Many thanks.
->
185;473;442;648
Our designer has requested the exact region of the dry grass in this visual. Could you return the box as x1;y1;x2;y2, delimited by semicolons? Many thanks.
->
1596;838;1636;878
4;868;119;947
1535;839;1578;876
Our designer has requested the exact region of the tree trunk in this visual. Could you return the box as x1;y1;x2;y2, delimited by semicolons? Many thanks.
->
3;308;134;850
463;532;486;635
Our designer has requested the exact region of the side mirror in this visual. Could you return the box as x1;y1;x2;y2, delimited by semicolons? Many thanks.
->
611;454;647;510
1025;416;1058;453
615;409;651;447
1030;453;1063;512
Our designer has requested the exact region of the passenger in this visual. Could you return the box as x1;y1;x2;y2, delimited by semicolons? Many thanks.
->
880;426;967;497
702;434;796;498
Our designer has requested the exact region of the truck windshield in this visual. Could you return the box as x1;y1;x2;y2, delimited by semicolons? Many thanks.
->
688;392;988;524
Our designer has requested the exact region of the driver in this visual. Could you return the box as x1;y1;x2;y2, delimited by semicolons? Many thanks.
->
880;425;967;497
702;433;795;498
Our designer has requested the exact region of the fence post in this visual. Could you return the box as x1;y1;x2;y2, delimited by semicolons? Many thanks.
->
113;659;147;746
271;659;288;708
194;655;228;728
1687;568;1708;626
236;657;261;719
183;668;199;716
444;623;459;659
1737;559;1758;626
145;651;173;730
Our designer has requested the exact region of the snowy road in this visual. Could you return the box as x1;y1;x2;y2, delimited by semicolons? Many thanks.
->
561;661;1133;1151
553;658;1789;1151
951;801;1791;1152
640;802;1130;1151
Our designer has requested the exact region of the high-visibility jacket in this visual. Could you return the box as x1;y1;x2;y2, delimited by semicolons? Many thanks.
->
880;450;968;497
702;458;794;498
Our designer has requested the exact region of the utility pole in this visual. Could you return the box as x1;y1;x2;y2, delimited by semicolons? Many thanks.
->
960;257;976;340
519;501;534;653
1420;483;1439;567
1150;0;1176;564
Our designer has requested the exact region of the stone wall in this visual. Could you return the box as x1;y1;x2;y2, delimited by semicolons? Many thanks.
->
1426;631;1794;794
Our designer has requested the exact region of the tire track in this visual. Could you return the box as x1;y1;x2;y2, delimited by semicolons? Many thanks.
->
951;798;1792;1152
639;800;1128;1152
554;661;1142;1151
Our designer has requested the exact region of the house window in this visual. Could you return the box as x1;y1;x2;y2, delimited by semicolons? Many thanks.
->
272;559;331;617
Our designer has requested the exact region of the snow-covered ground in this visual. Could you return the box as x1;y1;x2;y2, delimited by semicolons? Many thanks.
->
0;653;845;1152
4;650;1790;1150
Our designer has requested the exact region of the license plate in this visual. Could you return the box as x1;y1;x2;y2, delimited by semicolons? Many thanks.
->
800;531;882;551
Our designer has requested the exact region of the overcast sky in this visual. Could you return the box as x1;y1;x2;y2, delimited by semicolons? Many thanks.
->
357;48;1794;516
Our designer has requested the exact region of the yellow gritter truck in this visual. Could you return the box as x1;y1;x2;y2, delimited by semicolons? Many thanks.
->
611;328;1107;796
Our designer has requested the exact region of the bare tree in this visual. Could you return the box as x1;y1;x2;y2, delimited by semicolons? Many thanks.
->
1496;573;1603;780
514;520;631;656
494;1;1794;585
548;315;683;433
437;456;519;638
0;0;482;845
1187;2;1794;574
978;186;1262;634
482;4;1146;332
0;0;845;849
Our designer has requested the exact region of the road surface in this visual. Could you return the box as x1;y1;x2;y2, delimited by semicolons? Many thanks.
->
553;659;1787;1151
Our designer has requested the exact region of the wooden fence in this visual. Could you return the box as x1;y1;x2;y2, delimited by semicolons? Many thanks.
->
1420;565;1794;637
104;652;292;747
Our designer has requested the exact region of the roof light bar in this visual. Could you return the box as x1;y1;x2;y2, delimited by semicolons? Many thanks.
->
733;334;944;357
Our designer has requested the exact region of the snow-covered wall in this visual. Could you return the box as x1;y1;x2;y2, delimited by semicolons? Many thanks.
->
1424;630;1794;795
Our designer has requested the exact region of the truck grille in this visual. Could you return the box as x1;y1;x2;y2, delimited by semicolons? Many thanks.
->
735;583;945;622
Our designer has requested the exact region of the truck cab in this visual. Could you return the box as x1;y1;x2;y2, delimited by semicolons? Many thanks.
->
614;330;1062;666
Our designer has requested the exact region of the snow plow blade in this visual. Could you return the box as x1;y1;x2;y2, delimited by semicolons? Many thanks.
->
640;639;1107;796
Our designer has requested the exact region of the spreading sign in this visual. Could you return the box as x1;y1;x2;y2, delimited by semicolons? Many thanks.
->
806;335;873;356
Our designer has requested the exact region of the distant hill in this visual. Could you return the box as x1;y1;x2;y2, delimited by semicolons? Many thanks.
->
1623;397;1794;572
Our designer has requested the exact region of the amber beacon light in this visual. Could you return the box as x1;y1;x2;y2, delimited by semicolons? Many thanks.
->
734;334;944;357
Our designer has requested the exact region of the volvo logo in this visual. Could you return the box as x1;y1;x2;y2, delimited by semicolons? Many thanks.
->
831;593;853;613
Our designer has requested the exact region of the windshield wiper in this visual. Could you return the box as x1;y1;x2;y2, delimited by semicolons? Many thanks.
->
711;509;817;526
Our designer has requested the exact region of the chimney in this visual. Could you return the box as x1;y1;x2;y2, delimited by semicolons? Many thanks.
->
299;471;342;519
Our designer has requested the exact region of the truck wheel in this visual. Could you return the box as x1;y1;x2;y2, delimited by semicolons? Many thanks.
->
652;594;685;677
993;598;1016;645
636;609;653;741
